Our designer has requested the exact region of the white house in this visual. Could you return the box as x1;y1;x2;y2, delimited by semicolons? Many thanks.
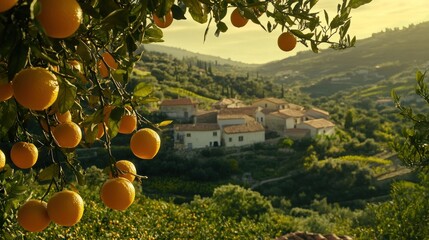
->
265;109;305;135
297;118;336;138
174;123;221;150
223;120;265;147
159;98;197;122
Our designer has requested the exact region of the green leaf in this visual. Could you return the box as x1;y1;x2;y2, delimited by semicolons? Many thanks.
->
310;40;319;53
56;77;77;113
107;107;124;138
158;120;173;127
187;0;207;23
101;8;129;30
216;21;228;33
7;42;29;80
0;101;17;138
416;71;424;81
349;0;372;9
38;164;59;181
76;40;93;65
133;82;154;97
171;4;186;20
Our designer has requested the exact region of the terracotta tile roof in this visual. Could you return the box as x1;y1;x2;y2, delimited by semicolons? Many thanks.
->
174;123;220;131
270;109;305;118
253;97;287;105
302;118;335;128
217;114;246;120
219;106;259;116
287;103;305;111
160;98;195;106
196;110;218;123
307;107;330;116
223;120;265;134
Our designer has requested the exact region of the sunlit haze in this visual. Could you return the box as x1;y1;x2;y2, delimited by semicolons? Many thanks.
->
155;0;429;64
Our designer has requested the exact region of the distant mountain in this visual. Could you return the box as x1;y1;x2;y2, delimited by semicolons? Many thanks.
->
257;21;429;97
142;44;260;68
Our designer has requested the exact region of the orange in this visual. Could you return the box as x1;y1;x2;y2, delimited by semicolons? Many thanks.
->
0;149;5;171
118;107;137;134
100;177;135;211
52;122;82;148
98;52;118;78
55;111;72;123
277;32;297;52
230;8;248;28
0;81;13;101
130;128;161;160
17;199;51;232
0;0;17;13
10;142;38;169
36;0;82;38
153;11;173;28
47;190;84;227
12;67;59;111
111;160;137;182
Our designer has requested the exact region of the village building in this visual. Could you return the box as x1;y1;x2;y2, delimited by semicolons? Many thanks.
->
305;107;330;120
265;108;305;135
252;97;288;111
159;98;197;123
212;98;245;109
174;123;221;150
296;118;336;138
223;119;265;147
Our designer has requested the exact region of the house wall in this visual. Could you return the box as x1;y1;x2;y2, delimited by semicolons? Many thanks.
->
265;115;296;134
175;130;221;149
218;118;245;130
223;131;265;147
160;105;196;121
255;111;266;126
296;124;335;138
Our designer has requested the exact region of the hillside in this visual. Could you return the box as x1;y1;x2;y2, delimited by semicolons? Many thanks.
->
257;22;429;98
142;44;260;68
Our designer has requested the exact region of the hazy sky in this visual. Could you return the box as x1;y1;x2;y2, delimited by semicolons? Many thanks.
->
156;0;429;64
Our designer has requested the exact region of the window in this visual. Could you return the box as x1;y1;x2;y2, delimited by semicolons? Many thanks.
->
229;138;232;142
239;136;244;141
213;131;217;136
265;103;267;108
186;133;191;137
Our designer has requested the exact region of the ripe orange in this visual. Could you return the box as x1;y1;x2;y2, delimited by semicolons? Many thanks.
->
230;8;248;28
100;177;135;211
130;128;161;160
36;0;82;38
277;32;297;52
118;107;137;134
0;81;13;101
10;142;38;169
17;199;51;232
98;52;118;78
52;122;82;148
47;190;84;227
111;160;137;182
153;11;173;28
12;67;59;111
0;0;17;13
0;149;5;171
55;111;72;123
